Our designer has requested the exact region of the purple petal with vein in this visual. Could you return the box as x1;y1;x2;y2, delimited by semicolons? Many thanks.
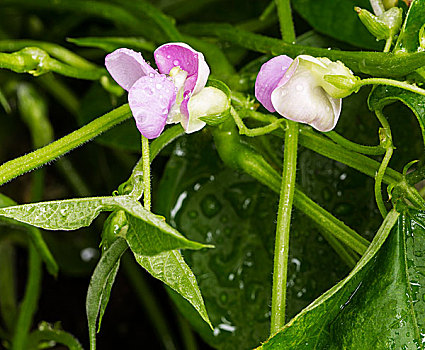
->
255;55;293;112
105;48;157;91
128;74;176;139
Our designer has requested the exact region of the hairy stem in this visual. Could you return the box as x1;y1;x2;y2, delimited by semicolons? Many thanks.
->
271;122;298;333
0;104;132;186
141;136;151;211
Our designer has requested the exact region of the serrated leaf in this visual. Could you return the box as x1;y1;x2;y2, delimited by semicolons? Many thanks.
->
368;85;425;148
0;193;58;276
133;249;212;329
86;237;127;350
0;195;211;255
68;36;155;53
259;208;425;349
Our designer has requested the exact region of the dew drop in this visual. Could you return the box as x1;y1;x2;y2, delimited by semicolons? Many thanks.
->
149;72;155;78
201;194;222;218
166;55;171;59
173;59;180;66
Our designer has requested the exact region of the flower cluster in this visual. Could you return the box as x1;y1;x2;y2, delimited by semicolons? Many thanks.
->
106;43;356;137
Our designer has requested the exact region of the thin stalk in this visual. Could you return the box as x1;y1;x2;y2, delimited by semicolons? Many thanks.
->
275;0;296;43
0;104;132;186
298;128;402;185
384;36;393;53
356;77;425;97
28;329;83;350
324;131;385;155
12;244;42;350
141;136;151;211
0;243;17;333
231;107;285;136
271;120;298;334
375;146;393;217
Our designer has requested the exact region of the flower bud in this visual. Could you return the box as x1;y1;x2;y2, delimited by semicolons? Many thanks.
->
355;7;391;40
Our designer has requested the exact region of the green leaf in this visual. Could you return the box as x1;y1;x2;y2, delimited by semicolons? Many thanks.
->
67;36;155;53
86;237;127;350
134;250;213;329
155;134;353;349
259;208;425;348
292;0;381;50
368;85;425;148
395;0;425;52
0;193;58;276
0;195;211;255
394;0;425;82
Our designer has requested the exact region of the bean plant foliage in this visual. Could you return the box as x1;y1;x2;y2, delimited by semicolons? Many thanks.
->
1;0;425;349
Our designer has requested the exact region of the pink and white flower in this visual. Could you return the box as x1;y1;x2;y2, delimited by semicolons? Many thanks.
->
255;55;355;132
105;43;219;139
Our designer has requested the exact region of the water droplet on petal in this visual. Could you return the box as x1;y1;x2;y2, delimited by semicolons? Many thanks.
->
166;55;171;59
173;59;180;66
156;83;163;89
149;72;155;78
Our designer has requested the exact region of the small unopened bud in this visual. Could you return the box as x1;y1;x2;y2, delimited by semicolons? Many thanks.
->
355;7;390;40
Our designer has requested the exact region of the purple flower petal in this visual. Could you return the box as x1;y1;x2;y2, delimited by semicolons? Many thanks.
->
128;74;176;139
255;55;293;112
154;42;209;95
105;48;157;91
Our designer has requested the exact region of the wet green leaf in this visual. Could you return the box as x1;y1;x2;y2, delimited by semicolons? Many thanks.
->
260;208;425;349
155;134;351;349
0;193;58;276
86;237;127;350
134;250;213;329
292;0;381;50
368;85;425;148
0;195;210;255
395;0;425;52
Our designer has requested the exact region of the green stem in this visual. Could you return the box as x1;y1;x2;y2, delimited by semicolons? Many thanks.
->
0;39;98;69
180;22;425;77
271;120;298;334
12;243;42;350
231;107;285;136
298;128;402;185
374;109;394;217
141;136;151;211
0;104;132;186
356;77;425;97
28;329;83;350
375;146;393;217
275;0;296;43
212;120;369;257
384;36;393;53
324;131;385;155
